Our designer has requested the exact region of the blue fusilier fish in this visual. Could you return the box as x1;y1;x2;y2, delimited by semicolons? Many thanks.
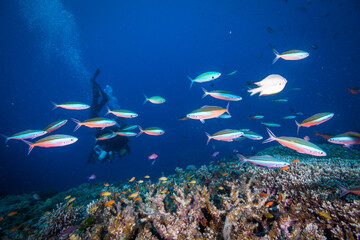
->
272;49;309;64
261;122;281;127
43;119;68;133
1;130;47;144
201;88;242;101
237;154;290;168
243;131;263;140
188;71;221;88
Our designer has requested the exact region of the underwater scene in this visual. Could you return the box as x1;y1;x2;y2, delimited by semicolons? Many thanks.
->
0;0;360;239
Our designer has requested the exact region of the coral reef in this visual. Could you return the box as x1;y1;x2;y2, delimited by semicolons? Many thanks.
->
0;144;359;239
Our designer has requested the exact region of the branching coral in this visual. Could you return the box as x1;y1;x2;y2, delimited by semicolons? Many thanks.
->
39;203;81;239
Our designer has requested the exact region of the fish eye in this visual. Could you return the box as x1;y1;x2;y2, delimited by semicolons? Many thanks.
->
212;76;214;79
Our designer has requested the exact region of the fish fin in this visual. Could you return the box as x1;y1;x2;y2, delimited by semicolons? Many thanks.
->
343;144;352;149
21;139;34;155
337;183;349;197
0;134;9;144
272;49;280;64
106;106;111;115
295;120;300;134
143;95;148;104
205;132;212;145
51;101;58;110
201;87;208;98
263;128;276;143
188;76;194;88
71;118;82;132
200;119;205;124
136;125;143;137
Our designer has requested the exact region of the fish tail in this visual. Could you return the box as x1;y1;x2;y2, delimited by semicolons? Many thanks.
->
21;139;34;155
314;130;319;136
143;95;148;104
263;128;276;143
201;87;208;99
225;102;231;116
337;183;350;197
247;87;260;96
295;120;300;134
188;76;194;88
0;134;9;144
106;106;111;115
205;132;212;145
136;125;143;137
236;154;247;166
272;49;280;64
71;118;82;132
51;101;58;110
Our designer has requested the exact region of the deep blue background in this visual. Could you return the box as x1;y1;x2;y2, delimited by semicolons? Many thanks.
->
0;0;359;195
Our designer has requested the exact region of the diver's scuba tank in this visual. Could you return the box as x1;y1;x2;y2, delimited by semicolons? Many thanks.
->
93;145;107;161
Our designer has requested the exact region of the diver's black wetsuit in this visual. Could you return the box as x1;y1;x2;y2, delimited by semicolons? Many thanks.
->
87;69;130;164
89;69;108;118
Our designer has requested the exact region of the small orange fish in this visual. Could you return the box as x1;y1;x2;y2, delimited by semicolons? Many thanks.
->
7;211;18;217
218;186;225;190
44;211;51;215
10;224;23;233
170;195;175;199
316;211;332;219
68;197;76;203
259;193;268;197
67;203;73;211
280;166;290;171
265;202;274;207
278;193;282;202
161;189;168;194
64;195;71;200
121;191;127;194
134;196;141;201
105;200;115;207
104;183;110;187
292;159;299;163
144;175;150;178
99;191;112;196
129;192;139;198
129;177;135;182
188;180;196;184
222;172;228;177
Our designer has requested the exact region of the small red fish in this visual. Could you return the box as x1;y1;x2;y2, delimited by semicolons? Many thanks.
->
280;166;290;171
265;201;274;207
259;193;269;197
7;211;18;217
348;87;359;94
134;196;141;201
278;193;282;202
10;224;23;233
292;159;299;163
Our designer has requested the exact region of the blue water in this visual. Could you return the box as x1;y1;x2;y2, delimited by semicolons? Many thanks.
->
0;0;359;195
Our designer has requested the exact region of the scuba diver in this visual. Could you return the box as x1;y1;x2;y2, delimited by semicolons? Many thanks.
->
88;69;130;163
